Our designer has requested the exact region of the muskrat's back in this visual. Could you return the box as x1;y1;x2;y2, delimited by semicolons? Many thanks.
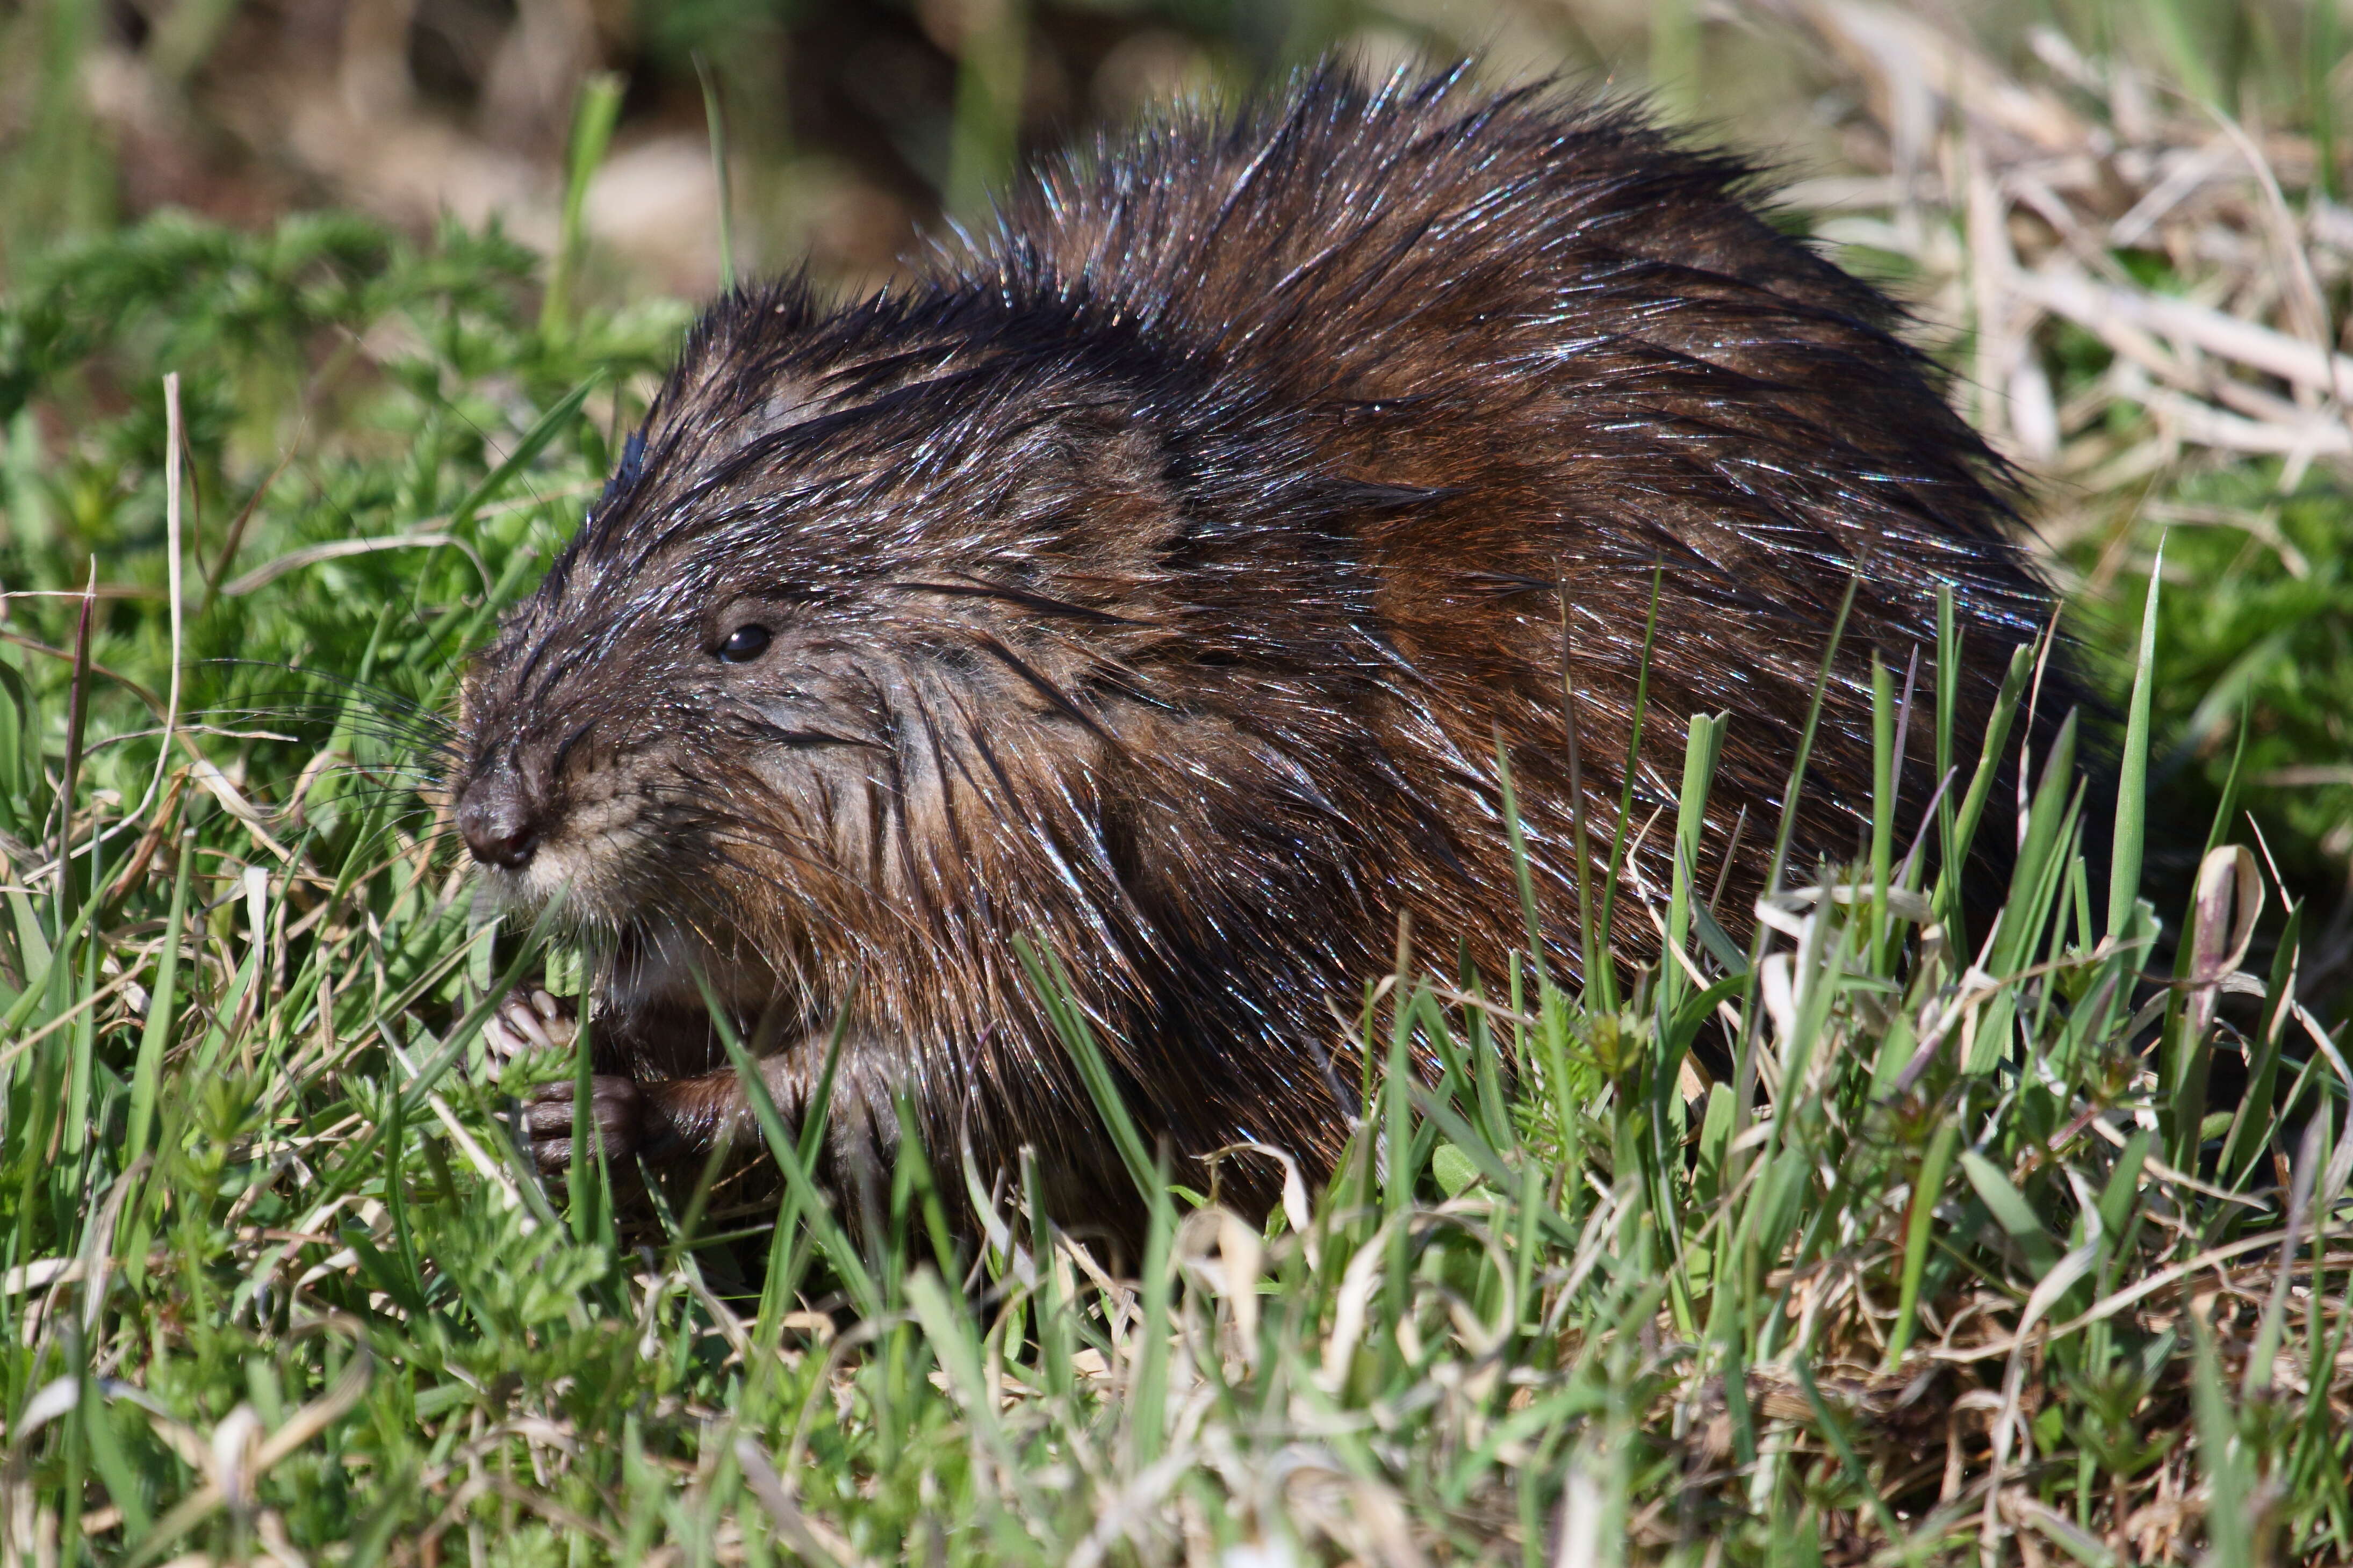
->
452;64;2062;1228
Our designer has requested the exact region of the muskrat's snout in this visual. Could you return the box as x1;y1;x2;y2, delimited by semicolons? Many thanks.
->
455;661;663;923
456;765;542;869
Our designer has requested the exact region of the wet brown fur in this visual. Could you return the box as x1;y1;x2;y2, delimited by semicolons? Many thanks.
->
452;64;2066;1229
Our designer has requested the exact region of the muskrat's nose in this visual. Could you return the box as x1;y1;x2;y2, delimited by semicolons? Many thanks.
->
456;774;541;869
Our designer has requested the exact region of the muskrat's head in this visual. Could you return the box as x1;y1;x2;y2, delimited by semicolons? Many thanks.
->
451;283;1311;1016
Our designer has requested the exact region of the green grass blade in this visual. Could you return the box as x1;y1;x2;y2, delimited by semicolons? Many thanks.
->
1935;586;1959;897
1794;1355;1904;1541
1127;1146;1176;1470
1017;933;1159;1203
694;57;738;293
2219;902;2299;1190
541;73;625;341
1885;1117;1959;1365
943;0;1026;221
121;828;191;1164
1937;641;2034;934
1593;567;1666;999
444;375;601;537
706;982;880;1321
1959;1149;2063;1277
1660;710;1725;1019
2107;535;2163;941
1493;736;1549;987
1762;577;1859;896
2191;1323;2257;1568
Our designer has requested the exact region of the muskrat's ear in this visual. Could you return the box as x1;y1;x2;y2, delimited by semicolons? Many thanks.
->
605;281;830;508
993;411;1183;584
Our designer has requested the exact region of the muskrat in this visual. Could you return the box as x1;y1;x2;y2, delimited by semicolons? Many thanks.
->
452;63;2064;1226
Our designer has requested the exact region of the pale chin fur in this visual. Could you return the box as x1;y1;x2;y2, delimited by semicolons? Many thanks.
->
473;847;603;923
471;854;776;1019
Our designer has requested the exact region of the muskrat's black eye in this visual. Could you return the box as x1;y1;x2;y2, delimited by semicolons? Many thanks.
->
717;624;772;663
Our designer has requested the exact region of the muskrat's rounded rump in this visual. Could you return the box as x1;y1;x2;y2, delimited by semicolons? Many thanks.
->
450;62;2065;1227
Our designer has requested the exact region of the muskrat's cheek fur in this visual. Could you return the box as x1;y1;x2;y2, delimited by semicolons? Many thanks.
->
463;62;2087;1239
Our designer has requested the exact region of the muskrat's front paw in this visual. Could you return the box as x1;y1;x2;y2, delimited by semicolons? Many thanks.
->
484;988;576;1061
521;1076;642;1169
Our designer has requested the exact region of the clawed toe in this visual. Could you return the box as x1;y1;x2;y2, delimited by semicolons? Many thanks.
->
484;989;578;1062
520;1075;643;1170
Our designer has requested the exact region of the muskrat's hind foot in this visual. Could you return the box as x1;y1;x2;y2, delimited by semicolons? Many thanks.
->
522;1068;758;1172
522;1075;645;1170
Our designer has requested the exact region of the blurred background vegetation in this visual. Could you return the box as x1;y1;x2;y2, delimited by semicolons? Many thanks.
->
0;0;2340;297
